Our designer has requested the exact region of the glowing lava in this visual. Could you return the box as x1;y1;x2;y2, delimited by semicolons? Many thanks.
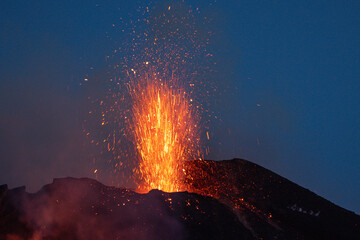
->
84;3;215;192
130;72;200;192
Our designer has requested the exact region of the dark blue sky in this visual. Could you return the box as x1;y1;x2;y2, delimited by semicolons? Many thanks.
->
0;0;359;213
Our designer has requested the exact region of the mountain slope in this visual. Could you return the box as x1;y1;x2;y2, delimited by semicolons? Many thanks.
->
0;177;253;240
0;158;359;239
184;158;360;239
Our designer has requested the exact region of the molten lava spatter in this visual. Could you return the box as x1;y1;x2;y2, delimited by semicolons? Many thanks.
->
130;73;200;192
84;3;216;191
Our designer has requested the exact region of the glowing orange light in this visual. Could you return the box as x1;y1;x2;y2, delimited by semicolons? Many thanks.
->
130;72;199;192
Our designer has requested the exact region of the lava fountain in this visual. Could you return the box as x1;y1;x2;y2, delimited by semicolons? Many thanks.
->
130;70;200;192
85;3;213;193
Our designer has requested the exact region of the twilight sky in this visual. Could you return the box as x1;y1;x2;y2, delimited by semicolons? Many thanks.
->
0;0;359;214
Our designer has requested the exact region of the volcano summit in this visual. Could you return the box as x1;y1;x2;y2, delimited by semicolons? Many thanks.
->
1;159;359;240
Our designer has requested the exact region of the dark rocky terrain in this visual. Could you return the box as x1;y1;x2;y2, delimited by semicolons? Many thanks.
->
184;159;360;239
0;158;359;239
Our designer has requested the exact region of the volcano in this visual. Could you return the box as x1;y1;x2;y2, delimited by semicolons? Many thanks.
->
1;159;359;240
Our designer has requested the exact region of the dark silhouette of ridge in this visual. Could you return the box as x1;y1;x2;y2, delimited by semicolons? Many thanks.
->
0;158;359;239
184;158;360;239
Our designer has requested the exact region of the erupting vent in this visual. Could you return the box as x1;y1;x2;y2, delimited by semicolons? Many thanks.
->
84;3;212;191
